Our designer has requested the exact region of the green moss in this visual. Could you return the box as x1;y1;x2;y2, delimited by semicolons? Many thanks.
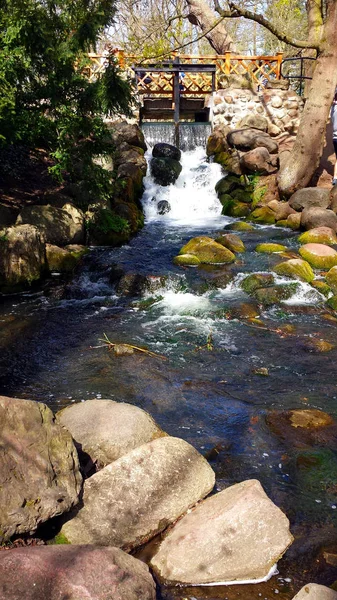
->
231;188;252;203
326;266;337;294
311;280;331;297
253;283;299;306
255;243;286;254
273;259;314;283
221;199;250;218
275;220;289;227
327;295;337;310
299;245;337;270
52;532;71;545
299;229;337;246
91;208;129;235
249;206;276;225
173;253;200;266
224;221;255;231
241;273;275;294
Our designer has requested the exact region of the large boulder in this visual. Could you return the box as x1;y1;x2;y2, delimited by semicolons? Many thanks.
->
237;114;269;132
240;147;278;175
326;265;337;294
253;283;299;305
60;436;215;549
299;243;337;269
153;143;181;161
176;236;235;264
150;157;182;186
227;128;278;153
273;258;314;283
17;204;85;246
0;396;82;542
46;244;88;273
292;584;337;599
108;121;147;151
298;227;337;246
289;188;331;211
206;125;231;156
301;207;337;231
114;143;147;176
57;399;165;470
241;273;275;294
215;233;245;253
0;545;156;600
150;479;293;585
0;224;46;292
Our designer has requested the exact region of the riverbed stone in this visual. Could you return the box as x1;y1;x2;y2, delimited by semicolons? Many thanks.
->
215;233;245;253
46;244;88;273
249;206;276;224
268;200;295;222
0;545;156;600
152;142;181;161
206;125;231;156
60;436;215;549
224;221;255;231
215;175;243;196
287;212;301;230
150;157;182;186
292;584;337;599
301;207;337;231
311;280;331;297
273;259;314;283
240;147;276;175
241;273;275;294
109;121;147;151
0;395;82;543
253;283;299;305
150;479;293;585
326;266;337;294
221;197;251;217
17;204;85;246
57;399;165;470
178;236;235;264
266;409;337;447
298;227;337;246
327;295;337;311
173;254;201;266
289;188;331;211
299;243;337;269
227;128;278;153
255;243;286;253
0;224;46;292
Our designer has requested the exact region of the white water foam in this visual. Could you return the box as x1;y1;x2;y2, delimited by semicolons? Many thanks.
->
142;146;227;226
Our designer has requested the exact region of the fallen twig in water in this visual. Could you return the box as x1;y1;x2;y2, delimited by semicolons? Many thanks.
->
91;333;167;360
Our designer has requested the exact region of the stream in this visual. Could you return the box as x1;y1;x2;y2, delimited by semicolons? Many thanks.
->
1;142;337;599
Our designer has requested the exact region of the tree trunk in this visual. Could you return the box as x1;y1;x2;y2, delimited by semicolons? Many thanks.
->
185;0;236;53
278;0;337;197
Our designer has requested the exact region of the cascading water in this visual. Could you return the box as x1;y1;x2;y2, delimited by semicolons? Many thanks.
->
141;122;212;151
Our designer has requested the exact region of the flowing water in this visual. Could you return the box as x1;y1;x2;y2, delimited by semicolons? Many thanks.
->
1;142;337;598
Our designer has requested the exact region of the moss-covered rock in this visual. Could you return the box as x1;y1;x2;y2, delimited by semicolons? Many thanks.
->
273;259;314;283
215;233;245;253
178;236;235;264
275;220;289;228
299;243;337;270
287;213;301;230
206;125;231;156
310;280;331;297
46;244;88;273
173;254;201;266
249;206;276;225
224;221;255;232
215;175;243;196
221;199;251;218
253;283;299;305
150;157;182;186
327;295;337;310
231;188;252;203
213;149;242;176
298;227;337;246
255;243;286;253
88;208;131;246
241;273;275;294
0;224;46;293
325;265;337;294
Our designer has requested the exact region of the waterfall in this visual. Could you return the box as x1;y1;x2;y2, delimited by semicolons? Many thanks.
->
141;122;212;151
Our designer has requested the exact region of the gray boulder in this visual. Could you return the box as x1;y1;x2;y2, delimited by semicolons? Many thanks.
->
60;436;215;549
227;128;278;154
292;584;337;599
153;143;181;161
150;157;182;186
289;188;331;211
157;200;171;215
0;395;82;542
0;545;156;600
0;224;46;292
57;399;165;470
301;207;337;231
17;204;85;246
237;114;269;132
150;479;293;585
240;147;278;175
108;121;147;151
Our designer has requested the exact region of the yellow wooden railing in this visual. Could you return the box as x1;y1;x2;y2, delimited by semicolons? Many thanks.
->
85;50;284;93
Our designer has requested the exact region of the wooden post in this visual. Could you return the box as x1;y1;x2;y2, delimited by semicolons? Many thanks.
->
276;52;283;79
173;56;180;148
225;51;231;75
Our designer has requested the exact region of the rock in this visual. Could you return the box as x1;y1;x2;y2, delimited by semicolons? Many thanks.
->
114;144;147;176
268;200;295;221
299;243;337;269
250;206;276;224
231;188;252;203
150;479;293;585
173;254;200;266
255;243;286;253
221;197;251;218
215;175;243;196
17;204;85;246
253;283;299;305
298;227;337;246
213;148;243;175
224;221;255;231
177;236;235;264
227;129;278;153
292;584;337;599
0;203;19;227
152;142;181;161
116;162;145;203
241;147;277;175
0;224;46;292
287;212;301;230
57;399;165;470
61;436;215;549
87;207;131;246
157;200;171;215
326;265;337;293
327;295;337;310
266;409;337;447
206;125;231;156
150;157;182;186
0;545;156;600
266;80;290;90
301;207;337;231
289;188;331;211
215;233;245;253
241;273;275;294
0;395;81;542
273;259;314;283
46;244;88;273
237;114;269;132
109;121;147;151
311;280;331;297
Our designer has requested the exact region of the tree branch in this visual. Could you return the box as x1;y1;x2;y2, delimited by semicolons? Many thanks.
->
214;1;320;50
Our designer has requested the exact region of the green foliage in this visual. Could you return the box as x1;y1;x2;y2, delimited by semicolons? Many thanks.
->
0;0;135;201
90;208;130;235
